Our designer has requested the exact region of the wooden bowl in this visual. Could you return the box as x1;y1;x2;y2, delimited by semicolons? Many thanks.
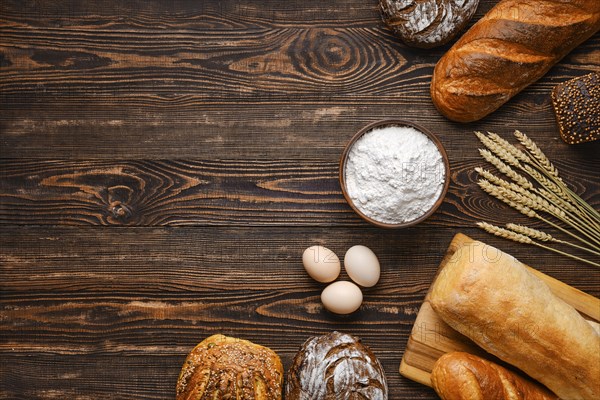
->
339;120;450;228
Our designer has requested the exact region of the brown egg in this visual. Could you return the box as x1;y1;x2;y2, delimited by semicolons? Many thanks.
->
302;245;341;283
344;245;380;287
321;281;363;314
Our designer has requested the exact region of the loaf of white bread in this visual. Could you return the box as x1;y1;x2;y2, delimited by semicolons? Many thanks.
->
429;241;600;399
431;0;600;122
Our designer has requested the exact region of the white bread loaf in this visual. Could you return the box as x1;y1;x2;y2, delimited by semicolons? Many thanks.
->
429;241;600;399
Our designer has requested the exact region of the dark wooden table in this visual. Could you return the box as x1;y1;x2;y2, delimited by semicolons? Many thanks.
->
1;1;599;399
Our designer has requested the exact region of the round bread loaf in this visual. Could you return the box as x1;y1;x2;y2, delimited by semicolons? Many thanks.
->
380;0;479;49
176;334;283;400
286;331;388;400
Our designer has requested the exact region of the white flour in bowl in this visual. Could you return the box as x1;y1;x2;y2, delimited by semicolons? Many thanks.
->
344;125;446;224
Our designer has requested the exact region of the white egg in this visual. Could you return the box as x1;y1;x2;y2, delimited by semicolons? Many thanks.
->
321;281;363;314
302;245;341;283
344;245;380;287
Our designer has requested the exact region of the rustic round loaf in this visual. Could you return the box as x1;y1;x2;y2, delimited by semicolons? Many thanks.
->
286;331;388;400
176;334;283;400
380;0;479;49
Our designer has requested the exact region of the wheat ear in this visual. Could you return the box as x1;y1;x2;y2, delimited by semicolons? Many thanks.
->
478;222;533;243
479;149;533;189
514;130;561;180
506;223;554;242
487;132;531;163
475;132;522;168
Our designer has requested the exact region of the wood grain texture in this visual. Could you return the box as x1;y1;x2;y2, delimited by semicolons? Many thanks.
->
0;0;598;159
0;159;345;226
1;0;599;399
1;158;598;227
2;226;598;399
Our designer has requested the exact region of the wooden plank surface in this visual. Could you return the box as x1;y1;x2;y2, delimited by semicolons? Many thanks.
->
1;0;599;399
1;158;598;226
399;233;600;387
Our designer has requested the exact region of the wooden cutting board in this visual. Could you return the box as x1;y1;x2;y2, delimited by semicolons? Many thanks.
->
399;233;600;387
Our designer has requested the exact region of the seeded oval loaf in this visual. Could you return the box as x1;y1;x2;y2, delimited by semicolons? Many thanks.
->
551;72;600;144
176;334;283;400
285;331;388;400
431;0;600;122
380;0;480;49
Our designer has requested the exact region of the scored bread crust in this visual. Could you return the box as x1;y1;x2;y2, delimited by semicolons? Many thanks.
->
431;352;558;400
176;334;283;400
429;241;600;400
285;331;388;400
430;0;600;122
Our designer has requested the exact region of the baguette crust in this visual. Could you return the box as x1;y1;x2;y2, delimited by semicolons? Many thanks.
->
176;334;283;400
429;241;600;399
431;352;558;400
431;0;600;122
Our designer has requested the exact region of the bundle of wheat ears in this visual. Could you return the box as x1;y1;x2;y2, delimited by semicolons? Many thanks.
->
474;130;600;267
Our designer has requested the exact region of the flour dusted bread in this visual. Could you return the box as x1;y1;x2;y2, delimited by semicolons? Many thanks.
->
431;352;558;400
380;0;479;48
176;334;283;400
429;241;600;399
285;331;387;399
431;0;600;122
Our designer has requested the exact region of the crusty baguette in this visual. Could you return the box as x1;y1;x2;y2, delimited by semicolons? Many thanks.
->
431;352;558;400
429;241;600;400
176;334;283;400
431;0;600;122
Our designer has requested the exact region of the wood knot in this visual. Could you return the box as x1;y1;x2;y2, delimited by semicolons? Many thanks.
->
109;201;132;221
294;29;358;80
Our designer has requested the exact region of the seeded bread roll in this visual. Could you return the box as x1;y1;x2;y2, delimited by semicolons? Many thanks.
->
176;334;283;400
285;331;388;400
380;0;480;49
551;72;599;144
431;352;558;400
431;0;600;122
429;241;600;399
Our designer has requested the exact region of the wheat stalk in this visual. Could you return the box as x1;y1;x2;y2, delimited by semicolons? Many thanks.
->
482;178;600;248
478;177;599;251
515;130;600;223
475;131;600;265
477;222;600;267
483;129;600;226
506;223;600;256
525;162;600;224
537;187;580;215
522;164;600;231
476;168;563;218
